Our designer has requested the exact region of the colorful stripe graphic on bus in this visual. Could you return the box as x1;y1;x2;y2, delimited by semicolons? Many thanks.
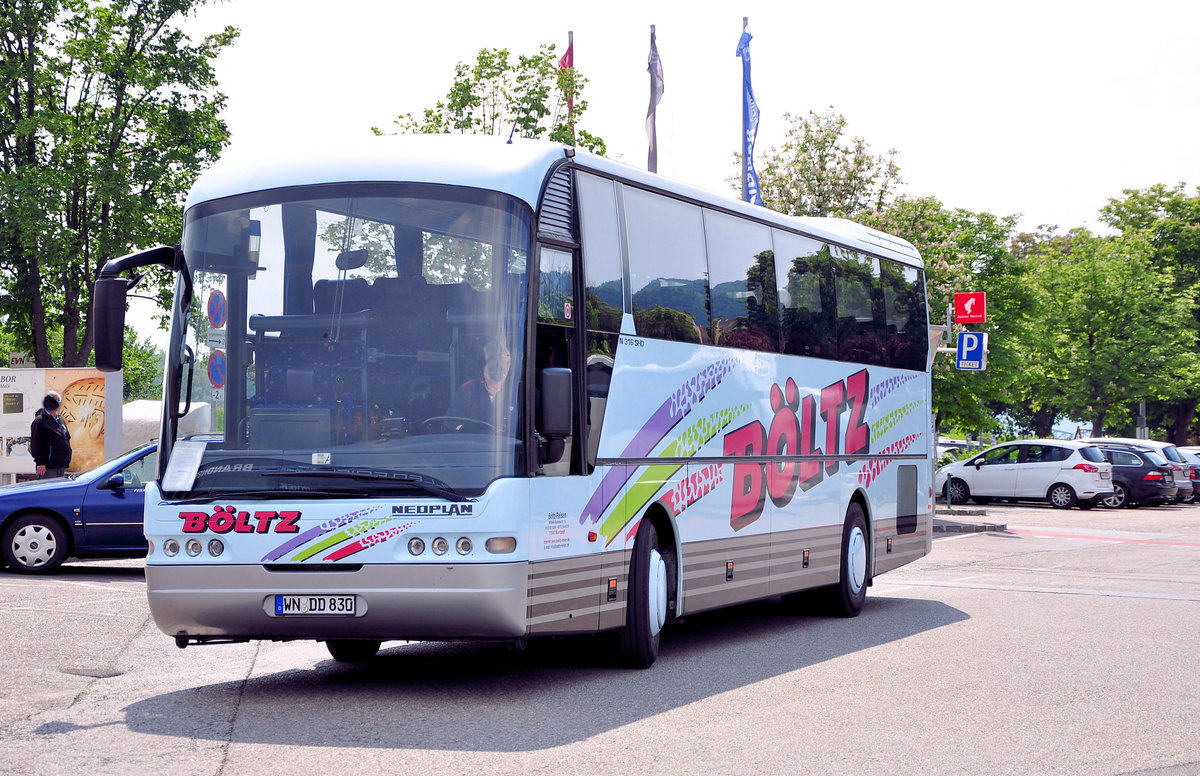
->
260;505;385;562
579;358;740;532
597;402;749;543
584;361;927;542
855;433;921;489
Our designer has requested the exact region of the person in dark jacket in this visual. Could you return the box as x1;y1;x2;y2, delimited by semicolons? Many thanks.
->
445;338;512;432
31;390;71;479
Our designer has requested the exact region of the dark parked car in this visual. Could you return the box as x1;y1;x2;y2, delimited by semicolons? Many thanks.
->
1087;438;1193;503
0;443;156;574
1176;448;1200;503
1097;446;1177;508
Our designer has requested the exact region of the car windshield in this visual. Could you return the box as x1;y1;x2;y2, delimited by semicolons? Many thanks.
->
165;182;532;498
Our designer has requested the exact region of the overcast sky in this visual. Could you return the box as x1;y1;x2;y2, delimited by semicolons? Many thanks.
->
180;0;1199;235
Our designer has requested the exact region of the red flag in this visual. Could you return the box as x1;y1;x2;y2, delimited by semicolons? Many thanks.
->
560;32;575;141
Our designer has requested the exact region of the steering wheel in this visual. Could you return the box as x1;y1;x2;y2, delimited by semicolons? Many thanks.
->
420;416;498;434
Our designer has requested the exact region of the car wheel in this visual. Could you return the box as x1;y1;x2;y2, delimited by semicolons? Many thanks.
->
1102;483;1129;509
325;640;380;663
947;478;971;505
1047;483;1077;509
2;513;69;574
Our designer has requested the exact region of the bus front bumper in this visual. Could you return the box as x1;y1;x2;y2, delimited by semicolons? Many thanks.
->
145;561;529;642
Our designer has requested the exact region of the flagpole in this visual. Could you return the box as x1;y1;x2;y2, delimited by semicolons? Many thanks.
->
741;17;748;203
567;30;574;143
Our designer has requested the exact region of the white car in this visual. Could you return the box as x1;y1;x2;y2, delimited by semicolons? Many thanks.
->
935;439;1113;510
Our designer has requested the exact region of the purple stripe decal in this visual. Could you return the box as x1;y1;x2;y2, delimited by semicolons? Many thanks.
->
580;357;737;525
261;505;382;562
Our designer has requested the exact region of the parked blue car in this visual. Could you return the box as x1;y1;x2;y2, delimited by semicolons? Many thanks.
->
0;442;156;574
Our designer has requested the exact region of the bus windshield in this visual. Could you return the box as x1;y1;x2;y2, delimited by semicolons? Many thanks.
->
172;182;532;498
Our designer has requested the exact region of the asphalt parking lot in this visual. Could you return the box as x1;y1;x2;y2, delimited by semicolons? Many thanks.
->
1;499;1197;775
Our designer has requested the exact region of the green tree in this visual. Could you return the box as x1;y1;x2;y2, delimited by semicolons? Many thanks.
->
1021;229;1200;435
0;0;237;367
374;44;605;154
749;108;902;218
1099;184;1200;442
121;326;163;401
864;196;1031;436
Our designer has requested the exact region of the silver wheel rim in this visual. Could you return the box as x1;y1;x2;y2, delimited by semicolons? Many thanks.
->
949;481;966;503
847;525;867;595
12;524;57;568
1050;486;1071;507
648;548;667;636
1104;486;1126;508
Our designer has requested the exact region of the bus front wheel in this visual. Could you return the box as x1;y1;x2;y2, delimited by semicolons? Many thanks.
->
325;639;380;663
616;519;669;669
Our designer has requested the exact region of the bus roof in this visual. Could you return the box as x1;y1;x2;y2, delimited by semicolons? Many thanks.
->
186;134;922;268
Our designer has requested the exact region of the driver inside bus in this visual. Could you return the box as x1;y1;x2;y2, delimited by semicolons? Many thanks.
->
445;337;513;431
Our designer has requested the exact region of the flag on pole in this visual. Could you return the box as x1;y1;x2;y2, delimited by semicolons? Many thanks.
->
736;26;762;205
558;34;573;70
559;31;575;142
646;25;664;173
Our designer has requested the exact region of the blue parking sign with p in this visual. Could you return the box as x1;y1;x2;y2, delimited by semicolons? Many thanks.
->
956;332;988;371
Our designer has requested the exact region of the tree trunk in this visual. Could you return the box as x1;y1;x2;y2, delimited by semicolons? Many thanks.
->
1033;406;1058;439
1166;399;1198;445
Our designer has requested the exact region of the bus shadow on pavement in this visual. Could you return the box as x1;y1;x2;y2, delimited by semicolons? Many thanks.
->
115;596;967;752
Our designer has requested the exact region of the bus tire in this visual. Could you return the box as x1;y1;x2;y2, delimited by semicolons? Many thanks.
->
825;503;869;618
616;519;669;669
3;513;69;574
325;639;380;663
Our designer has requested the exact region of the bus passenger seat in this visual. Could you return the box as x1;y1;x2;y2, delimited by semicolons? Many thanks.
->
313;278;372;314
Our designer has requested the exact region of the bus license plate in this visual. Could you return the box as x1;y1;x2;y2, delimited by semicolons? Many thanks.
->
274;594;356;616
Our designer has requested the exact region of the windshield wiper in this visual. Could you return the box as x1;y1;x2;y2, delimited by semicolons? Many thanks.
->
171;486;372;504
261;467;466;502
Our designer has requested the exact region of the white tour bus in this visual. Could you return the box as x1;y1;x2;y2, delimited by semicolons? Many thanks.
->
94;135;934;667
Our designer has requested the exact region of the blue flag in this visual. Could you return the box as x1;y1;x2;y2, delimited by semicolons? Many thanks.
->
736;30;762;206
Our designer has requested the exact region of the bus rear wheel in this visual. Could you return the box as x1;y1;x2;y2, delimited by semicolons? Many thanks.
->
616;519;669;669
325;640;380;663
825;503;869;617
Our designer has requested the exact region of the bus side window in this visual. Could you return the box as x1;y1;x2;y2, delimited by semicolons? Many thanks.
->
622;186;709;344
774;232;835;359
881;259;929;371
704;209;777;352
577;173;623;471
833;247;886;367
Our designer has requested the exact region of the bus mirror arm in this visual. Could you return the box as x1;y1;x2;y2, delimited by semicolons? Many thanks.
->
537;367;573;464
177;344;194;419
93;245;180;372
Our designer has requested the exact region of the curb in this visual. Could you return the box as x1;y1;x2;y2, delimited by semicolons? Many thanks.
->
933;517;1008;534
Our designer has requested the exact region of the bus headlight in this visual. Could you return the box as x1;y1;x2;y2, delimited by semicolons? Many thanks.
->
185;539;202;557
431;537;449;556
164;539;181;557
408;537;425;555
147;540;155;556
208;539;224;557
485;537;517;554
456;537;473;555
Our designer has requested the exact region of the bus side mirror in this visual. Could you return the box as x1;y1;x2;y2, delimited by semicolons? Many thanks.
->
93;277;129;372
93;245;179;373
538;367;572;465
